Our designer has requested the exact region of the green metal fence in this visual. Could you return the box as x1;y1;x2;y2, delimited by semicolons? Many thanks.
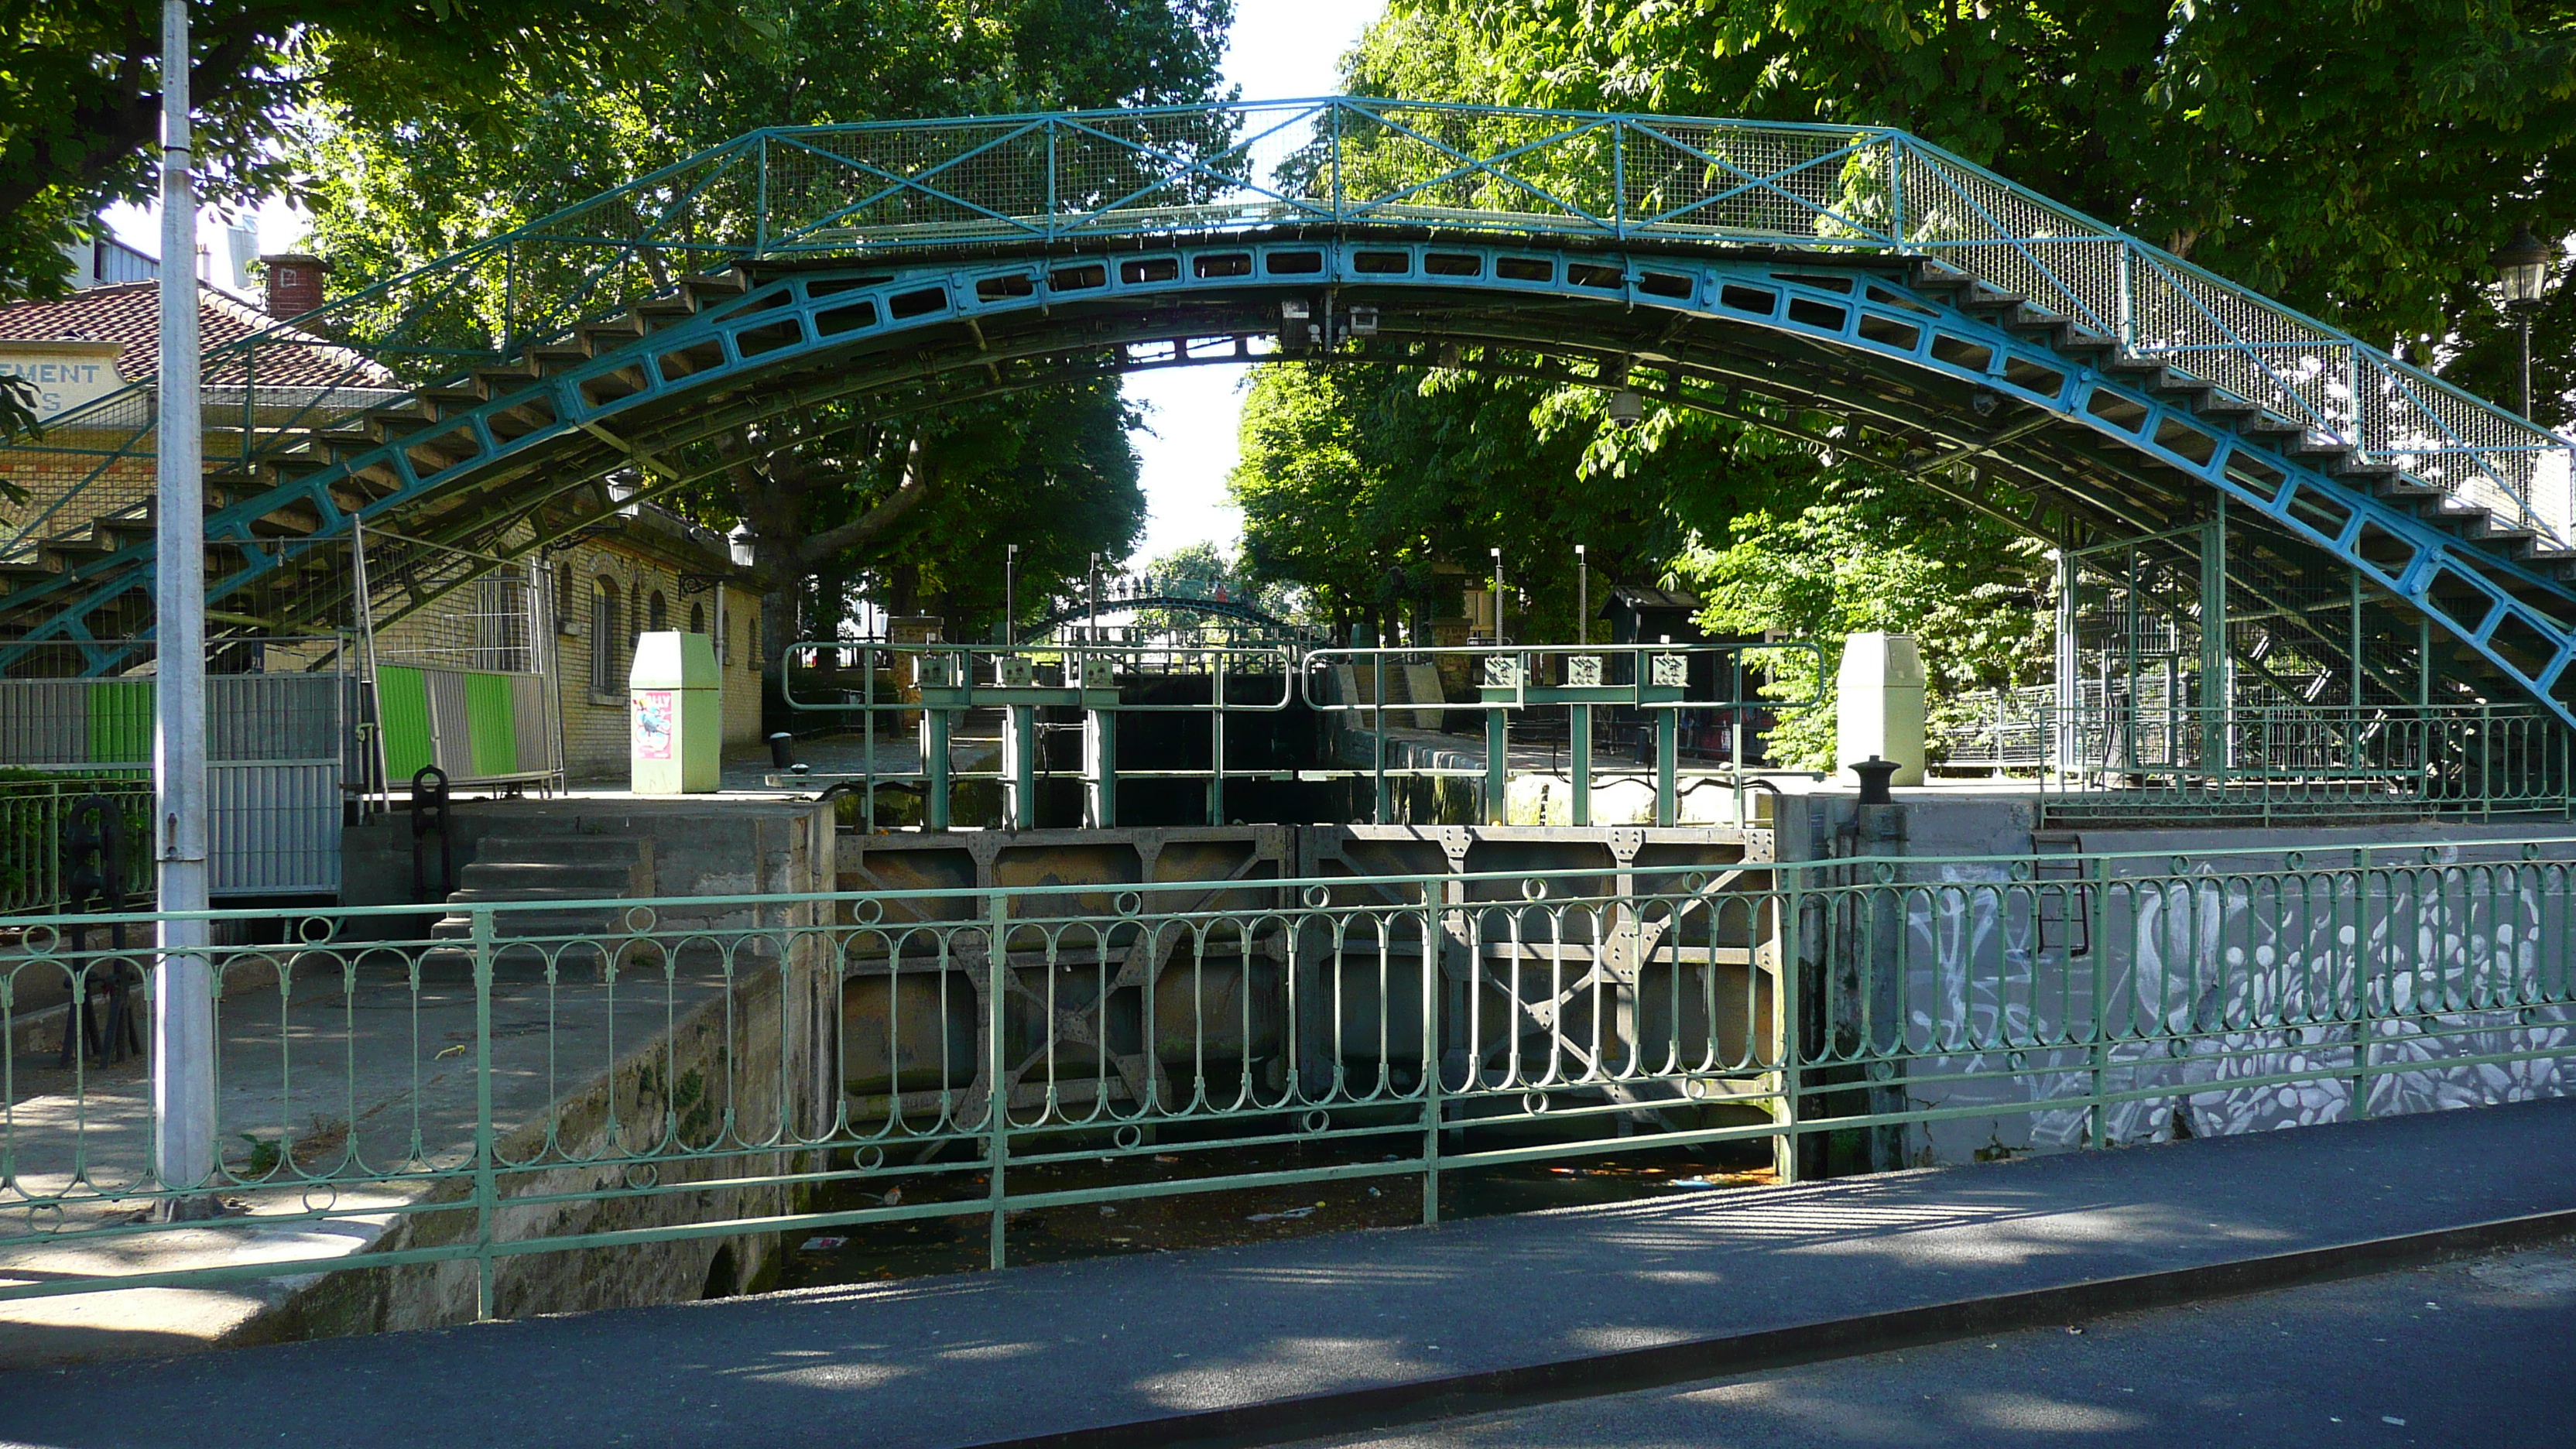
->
3;836;2571;1315
0;778;152;916
780;641;1820;833
2039;703;2574;824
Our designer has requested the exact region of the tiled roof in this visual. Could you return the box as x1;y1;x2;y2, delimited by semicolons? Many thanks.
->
0;281;396;390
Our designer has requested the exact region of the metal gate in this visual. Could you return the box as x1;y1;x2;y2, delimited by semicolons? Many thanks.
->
0;669;352;896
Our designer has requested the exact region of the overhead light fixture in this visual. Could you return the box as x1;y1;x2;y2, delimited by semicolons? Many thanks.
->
2492;224;2554;313
1608;390;1645;430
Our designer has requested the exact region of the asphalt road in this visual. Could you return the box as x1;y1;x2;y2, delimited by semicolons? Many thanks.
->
1283;1242;2576;1449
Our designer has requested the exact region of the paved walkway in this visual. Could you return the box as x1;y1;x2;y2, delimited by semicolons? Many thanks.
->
1279;1238;2576;1447
0;968;725;1365
0;1098;2569;1449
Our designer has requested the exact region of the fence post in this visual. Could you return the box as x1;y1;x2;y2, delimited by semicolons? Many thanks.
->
1655;707;1678;827
1330;102;1345;223
2087;855;2110;1150
1419;877;1443;1226
1612;122;1626;240
986;891;1010;1270
1372;653;1389;824
472;905;497;1320
1773;862;1803;1185
2352;846;2374;1121
1888;135;1906;248
2482;704;2494;820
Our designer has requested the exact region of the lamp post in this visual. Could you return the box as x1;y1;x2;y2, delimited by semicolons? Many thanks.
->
1003;543;1017;647
1489;546;1505;646
1575;544;1588;646
2492;222;2555;418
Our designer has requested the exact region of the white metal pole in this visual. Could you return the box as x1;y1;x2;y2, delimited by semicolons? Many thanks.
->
1575;543;1588;646
152;0;217;1210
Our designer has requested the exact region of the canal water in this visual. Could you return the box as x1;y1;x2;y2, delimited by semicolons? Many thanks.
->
773;1139;1776;1292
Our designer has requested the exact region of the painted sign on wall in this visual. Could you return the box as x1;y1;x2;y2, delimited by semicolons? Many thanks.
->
0;341;125;420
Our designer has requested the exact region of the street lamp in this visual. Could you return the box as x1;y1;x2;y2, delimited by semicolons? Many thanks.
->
1575;544;1588;646
1003;543;1018;647
2491;222;2555;417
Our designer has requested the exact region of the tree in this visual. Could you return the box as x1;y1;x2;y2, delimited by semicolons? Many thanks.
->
0;0;667;305
286;0;1231;675
1364;0;2576;423
701;376;1148;651
1672;481;2051;771
1232;358;1708;642
1230;344;2042;754
1228;1;2576;760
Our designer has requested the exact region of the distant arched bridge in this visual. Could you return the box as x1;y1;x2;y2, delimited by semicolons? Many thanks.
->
1025;588;1315;640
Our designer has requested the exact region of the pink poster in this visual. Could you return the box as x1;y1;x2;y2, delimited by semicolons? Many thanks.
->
634;690;675;759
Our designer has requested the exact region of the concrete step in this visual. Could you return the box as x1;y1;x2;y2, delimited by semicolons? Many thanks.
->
426;910;635;941
454;861;640;892
427;832;655;948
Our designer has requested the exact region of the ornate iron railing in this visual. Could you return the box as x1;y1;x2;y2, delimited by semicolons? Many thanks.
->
1937;696;2576;820
3;838;2571;1314
6;98;2566;572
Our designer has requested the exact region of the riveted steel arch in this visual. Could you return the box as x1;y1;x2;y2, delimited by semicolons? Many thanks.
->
13;232;2572;726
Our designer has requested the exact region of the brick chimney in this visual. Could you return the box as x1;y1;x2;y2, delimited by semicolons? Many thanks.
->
260;253;330;319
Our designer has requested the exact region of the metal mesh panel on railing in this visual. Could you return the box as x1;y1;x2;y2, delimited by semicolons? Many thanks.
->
356;526;564;793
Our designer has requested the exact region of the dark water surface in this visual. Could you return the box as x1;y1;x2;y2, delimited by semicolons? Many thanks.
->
772;1139;1776;1292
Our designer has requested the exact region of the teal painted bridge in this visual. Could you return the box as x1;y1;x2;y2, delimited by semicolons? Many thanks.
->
2;98;2570;719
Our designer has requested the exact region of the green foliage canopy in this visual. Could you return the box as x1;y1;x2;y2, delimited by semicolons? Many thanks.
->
285;0;1229;653
1225;2;2576;763
1;0;678;305
1365;0;2576;415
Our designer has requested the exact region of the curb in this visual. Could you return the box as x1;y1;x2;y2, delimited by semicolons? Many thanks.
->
963;1205;2576;1449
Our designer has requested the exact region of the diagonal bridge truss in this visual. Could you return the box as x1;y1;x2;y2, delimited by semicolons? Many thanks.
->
3;98;2572;728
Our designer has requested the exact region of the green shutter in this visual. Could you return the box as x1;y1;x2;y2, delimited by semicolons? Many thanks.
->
87;680;152;764
464;671;519;776
377;666;433;781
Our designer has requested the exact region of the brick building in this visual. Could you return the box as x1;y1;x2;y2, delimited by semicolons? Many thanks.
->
0;252;762;786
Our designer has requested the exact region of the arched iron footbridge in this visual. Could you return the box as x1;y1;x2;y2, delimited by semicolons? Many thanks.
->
1023;571;1318;641
5;98;2571;720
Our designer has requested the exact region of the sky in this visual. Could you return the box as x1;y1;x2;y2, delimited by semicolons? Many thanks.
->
108;0;1389;568
1125;0;1386;565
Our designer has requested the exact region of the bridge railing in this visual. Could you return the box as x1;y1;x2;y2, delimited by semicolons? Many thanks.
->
1934;694;2576;824
1303;642;1823;827
3;838;2570;1311
777;641;1307;831
6;99;2563;587
2035;701;2576;824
